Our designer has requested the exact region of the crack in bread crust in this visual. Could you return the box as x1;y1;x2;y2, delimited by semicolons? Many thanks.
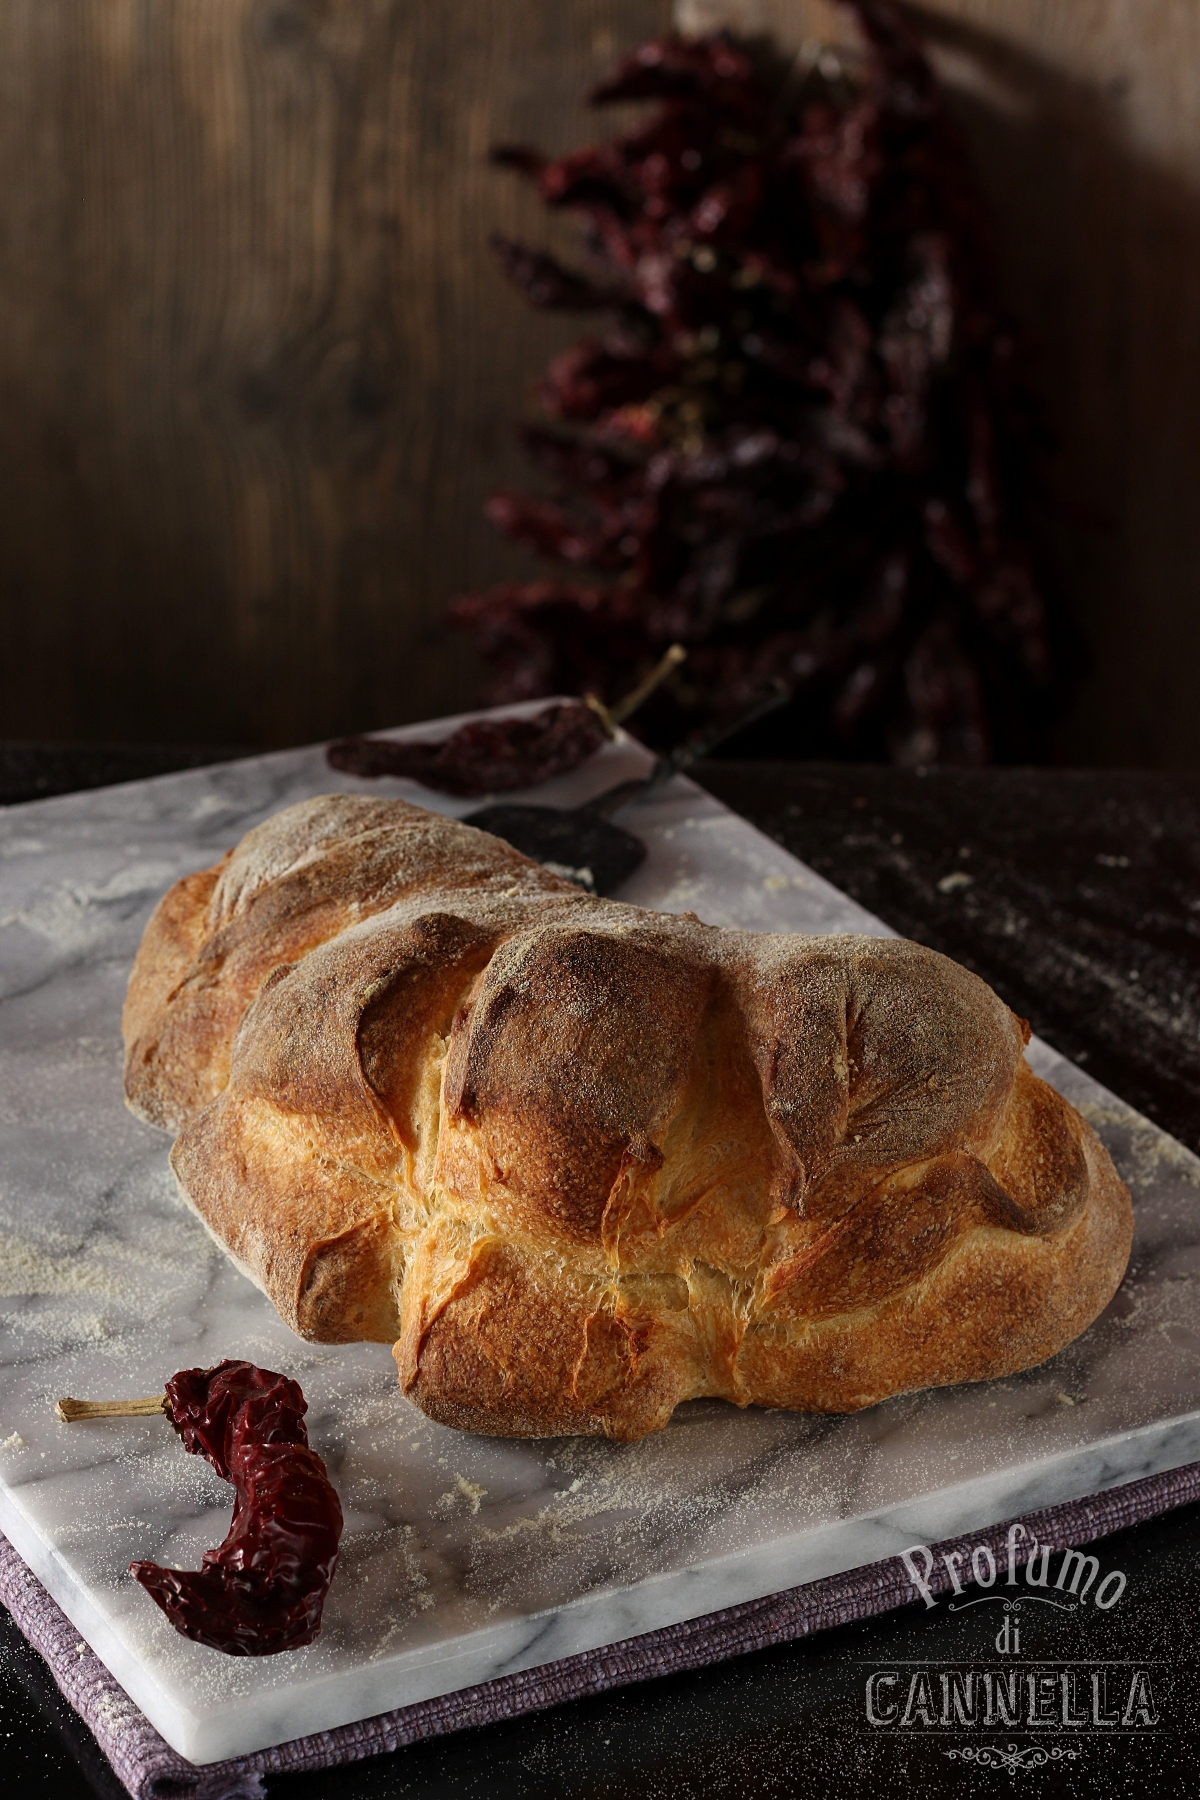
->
125;795;1134;1440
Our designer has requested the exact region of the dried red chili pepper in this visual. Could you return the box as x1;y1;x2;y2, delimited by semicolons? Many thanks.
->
129;1361;343;1656
326;698;606;796
454;4;1073;766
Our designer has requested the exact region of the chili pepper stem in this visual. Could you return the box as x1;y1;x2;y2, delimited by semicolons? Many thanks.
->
606;642;687;729
56;1395;167;1423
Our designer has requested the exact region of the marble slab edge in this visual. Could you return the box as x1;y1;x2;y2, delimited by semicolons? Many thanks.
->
4;1410;1199;1765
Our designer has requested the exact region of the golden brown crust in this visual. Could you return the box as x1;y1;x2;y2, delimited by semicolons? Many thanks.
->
125;795;1133;1440
122;859;230;1128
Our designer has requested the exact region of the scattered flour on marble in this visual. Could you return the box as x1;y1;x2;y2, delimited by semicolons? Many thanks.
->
71;1034;124;1063
336;1524;437;1657
0;1200;226;1372
190;794;235;821
436;1474;488;1517
0;1228;124;1299
651;876;716;915
0;862;178;949
0;1432;24;1451
336;1386;419;1436
471;1421;764;1564
0;1193;216;1306
1077;1100;1200;1199
5;1305;116;1346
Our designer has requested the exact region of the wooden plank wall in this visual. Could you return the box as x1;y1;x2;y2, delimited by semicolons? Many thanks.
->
0;0;668;748
1;0;1197;763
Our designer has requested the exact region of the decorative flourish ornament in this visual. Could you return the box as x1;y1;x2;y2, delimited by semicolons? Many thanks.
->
946;1744;1082;1773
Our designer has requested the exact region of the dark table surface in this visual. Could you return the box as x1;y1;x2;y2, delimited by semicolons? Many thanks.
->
3;747;1200;1798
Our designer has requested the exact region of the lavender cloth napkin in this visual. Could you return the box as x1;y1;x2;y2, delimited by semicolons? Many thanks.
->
4;1462;1199;1799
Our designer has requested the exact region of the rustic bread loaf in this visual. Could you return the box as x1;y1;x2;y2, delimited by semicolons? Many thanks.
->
123;794;1132;1440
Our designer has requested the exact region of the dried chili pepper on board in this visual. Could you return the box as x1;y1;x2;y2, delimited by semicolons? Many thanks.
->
326;697;606;796
126;1361;343;1656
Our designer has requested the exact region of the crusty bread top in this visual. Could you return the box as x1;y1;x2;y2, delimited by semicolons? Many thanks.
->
123;795;1132;1439
122;795;581;1130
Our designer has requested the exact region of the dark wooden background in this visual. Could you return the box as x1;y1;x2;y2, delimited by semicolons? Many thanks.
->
1;0;1197;765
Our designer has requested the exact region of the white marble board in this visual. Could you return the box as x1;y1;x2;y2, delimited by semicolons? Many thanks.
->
2;712;1199;1765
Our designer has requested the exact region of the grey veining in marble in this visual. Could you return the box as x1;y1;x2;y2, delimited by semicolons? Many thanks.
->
2;711;1199;1763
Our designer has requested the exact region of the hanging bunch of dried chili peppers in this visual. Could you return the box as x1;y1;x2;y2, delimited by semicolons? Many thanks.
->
452;2;1069;764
